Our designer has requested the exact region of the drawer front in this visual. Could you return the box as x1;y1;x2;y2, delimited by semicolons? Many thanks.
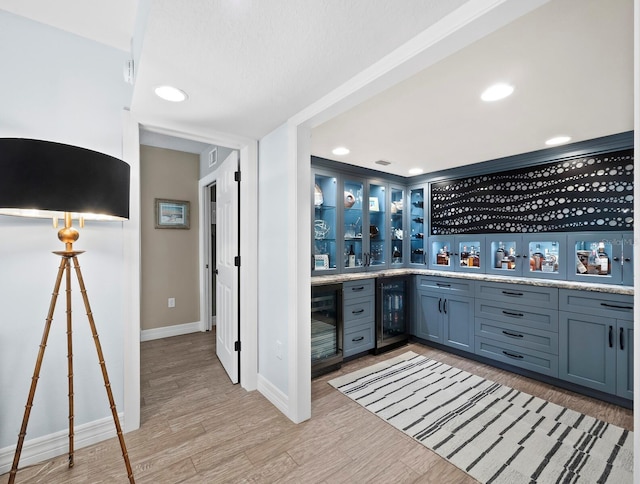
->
344;322;374;357
474;299;558;333
475;318;558;355
559;289;633;319
475;336;559;378
475;282;558;309
415;276;473;296
344;296;374;326
343;279;375;300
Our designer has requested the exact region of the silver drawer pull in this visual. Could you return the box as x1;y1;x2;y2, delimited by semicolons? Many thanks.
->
502;330;524;338
600;302;632;310
502;290;524;297
502;350;524;359
502;310;524;318
352;336;364;342
352;309;365;315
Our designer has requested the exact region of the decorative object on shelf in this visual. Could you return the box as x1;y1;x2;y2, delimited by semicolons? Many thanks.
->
313;254;330;270
390;200;403;213
155;198;190;229
314;219;330;239
0;138;135;483
344;191;356;208
314;183;323;206
393;228;403;240
369;225;379;238
369;197;379;212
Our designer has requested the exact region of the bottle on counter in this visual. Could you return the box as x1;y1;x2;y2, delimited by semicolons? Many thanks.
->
597;242;610;275
495;242;506;269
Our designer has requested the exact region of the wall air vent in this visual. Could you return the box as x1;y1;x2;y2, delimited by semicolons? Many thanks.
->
208;147;218;167
375;160;391;166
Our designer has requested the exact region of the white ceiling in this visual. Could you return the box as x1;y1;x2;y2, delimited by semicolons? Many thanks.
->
0;0;634;176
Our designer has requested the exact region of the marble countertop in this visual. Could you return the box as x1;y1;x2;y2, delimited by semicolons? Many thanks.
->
311;268;634;295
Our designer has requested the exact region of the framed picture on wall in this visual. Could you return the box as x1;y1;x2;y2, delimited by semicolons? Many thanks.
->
155;198;190;229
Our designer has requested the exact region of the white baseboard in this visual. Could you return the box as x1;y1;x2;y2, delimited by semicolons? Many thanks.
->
0;413;124;475
140;321;203;342
257;374;290;419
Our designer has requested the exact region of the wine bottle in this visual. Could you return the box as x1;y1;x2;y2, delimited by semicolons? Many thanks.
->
597;242;609;275
348;244;355;268
495;242;505;269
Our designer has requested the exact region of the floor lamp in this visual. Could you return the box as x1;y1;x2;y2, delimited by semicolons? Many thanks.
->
0;138;135;483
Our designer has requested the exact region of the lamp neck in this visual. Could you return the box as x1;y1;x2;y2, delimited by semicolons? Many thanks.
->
57;212;80;253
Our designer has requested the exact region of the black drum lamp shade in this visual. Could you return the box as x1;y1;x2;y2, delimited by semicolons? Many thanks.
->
0;138;130;220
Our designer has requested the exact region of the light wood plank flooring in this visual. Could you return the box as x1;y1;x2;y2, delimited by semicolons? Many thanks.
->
2;331;633;483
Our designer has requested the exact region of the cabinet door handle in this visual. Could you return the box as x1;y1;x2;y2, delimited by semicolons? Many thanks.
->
352;336;364;342
619;327;624;350
608;325;613;348
351;286;365;292
600;302;633;311
502;330;524;338
501;290;524;297
502;350;524;359
443;299;447;314
438;298;442;313
502;310;524;318
352;308;365;315
436;283;451;287
624;257;631;262
613;257;620;262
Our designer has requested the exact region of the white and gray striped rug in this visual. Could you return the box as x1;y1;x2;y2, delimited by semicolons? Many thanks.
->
329;351;634;483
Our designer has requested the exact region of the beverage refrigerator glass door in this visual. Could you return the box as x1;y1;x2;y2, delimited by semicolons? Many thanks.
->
375;276;409;352
310;284;343;377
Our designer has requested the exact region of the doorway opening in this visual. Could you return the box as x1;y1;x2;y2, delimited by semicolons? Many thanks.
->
208;183;217;330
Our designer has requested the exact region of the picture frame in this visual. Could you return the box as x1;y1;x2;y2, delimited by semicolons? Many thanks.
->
369;197;379;212
155;198;190;229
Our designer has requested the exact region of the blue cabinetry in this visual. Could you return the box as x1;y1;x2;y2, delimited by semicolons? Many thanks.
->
559;289;633;398
408;186;426;266
566;232;633;285
414;276;474;352
429;235;486;273
342;279;375;358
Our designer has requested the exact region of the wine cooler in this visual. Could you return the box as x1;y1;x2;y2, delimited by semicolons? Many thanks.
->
375;276;410;352
311;284;343;377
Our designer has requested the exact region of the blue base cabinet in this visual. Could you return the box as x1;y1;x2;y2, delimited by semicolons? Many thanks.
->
414;276;474;352
559;289;633;399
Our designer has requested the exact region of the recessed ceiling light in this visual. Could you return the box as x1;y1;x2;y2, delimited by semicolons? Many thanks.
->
481;83;514;102
545;135;571;146
408;168;424;175
332;147;350;156
154;85;188;102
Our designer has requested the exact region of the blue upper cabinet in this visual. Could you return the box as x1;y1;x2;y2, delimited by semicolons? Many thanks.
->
521;234;567;280
566;232;632;285
368;182;387;269
429;235;486;273
343;177;367;272
389;186;405;267
312;169;339;275
408;186;426;266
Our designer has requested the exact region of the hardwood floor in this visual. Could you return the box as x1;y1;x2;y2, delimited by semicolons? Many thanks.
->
2;331;633;483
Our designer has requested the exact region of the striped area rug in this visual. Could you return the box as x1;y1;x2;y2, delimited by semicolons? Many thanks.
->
328;351;634;483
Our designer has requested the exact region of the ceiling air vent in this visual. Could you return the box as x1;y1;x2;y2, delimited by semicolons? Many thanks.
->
208;147;218;167
375;160;391;166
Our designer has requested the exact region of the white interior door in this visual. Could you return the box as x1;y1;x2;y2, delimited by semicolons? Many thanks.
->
216;150;239;383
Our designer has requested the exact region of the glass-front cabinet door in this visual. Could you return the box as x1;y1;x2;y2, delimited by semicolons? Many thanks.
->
409;187;426;265
390;186;404;266
522;234;566;280
312;171;338;274
485;237;524;276
343;177;365;271
368;182;387;268
455;235;485;273
429;235;454;271
567;232;623;285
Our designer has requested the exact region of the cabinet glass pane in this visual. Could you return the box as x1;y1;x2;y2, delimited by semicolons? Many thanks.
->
369;183;386;266
313;174;337;270
410;188;425;263
459;241;482;269
390;187;404;264
527;240;560;274
344;179;364;268
490;240;518;271
573;239;612;278
310;289;339;363
431;239;451;268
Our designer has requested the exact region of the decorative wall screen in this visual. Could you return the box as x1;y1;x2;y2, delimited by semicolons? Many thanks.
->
430;149;633;235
